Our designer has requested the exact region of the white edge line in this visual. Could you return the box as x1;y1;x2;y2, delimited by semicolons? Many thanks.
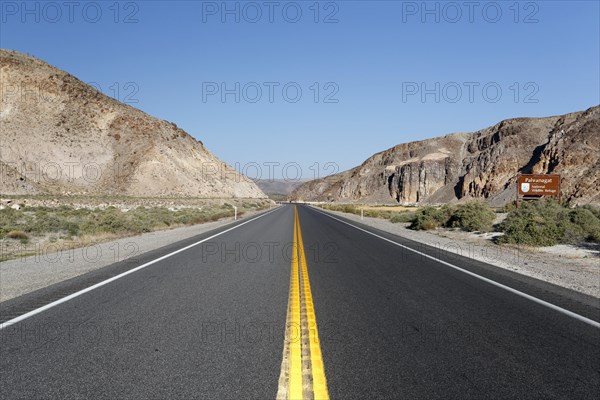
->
309;206;600;329
0;206;284;330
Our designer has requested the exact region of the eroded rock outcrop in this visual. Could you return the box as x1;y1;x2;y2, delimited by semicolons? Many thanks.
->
292;106;600;206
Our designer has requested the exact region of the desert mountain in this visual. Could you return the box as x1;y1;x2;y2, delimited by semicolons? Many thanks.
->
291;106;600;206
0;49;265;198
252;179;307;196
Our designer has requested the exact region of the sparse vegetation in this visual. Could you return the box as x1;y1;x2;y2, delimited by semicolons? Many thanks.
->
0;205;246;239
498;200;600;246
320;200;600;247
322;202;495;231
389;212;416;224
0;201;269;261
321;204;415;221
321;204;360;215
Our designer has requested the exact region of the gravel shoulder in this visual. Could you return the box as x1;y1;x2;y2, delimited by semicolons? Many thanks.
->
0;209;268;302
318;208;600;298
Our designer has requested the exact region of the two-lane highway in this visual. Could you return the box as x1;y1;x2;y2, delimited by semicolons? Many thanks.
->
1;204;599;399
299;205;599;399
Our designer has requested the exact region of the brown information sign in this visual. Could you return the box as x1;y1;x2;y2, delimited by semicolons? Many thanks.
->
517;174;561;196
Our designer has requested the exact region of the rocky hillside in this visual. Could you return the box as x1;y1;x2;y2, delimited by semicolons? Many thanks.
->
291;106;600;206
0;49;265;198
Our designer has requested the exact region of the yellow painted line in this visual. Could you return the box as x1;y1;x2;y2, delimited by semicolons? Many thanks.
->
279;206;330;399
296;208;330;400
289;209;303;399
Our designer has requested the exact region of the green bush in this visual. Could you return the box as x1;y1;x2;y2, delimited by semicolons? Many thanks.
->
409;205;454;230
498;200;600;246
498;200;565;246
502;201;517;213
363;209;393;219
567;208;600;243
581;205;600;220
589;230;600;243
389;212;415;224
447;201;496;232
342;205;358;214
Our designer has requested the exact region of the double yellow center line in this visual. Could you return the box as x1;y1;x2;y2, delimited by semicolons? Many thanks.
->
277;207;329;400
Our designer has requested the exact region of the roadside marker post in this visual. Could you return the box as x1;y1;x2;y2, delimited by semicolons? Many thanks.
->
234;206;237;220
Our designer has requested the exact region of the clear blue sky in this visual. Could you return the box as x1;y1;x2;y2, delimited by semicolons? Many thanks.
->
1;1;599;180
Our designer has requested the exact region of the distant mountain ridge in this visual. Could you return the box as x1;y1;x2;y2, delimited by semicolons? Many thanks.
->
0;49;265;198
252;179;307;196
291;106;600;206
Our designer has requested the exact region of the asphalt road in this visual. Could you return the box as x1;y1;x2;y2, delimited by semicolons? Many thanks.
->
1;204;599;399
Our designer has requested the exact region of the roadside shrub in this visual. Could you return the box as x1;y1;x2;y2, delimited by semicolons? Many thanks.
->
411;216;438;230
0;203;252;246
581;205;600;220
589;230;600;243
498;200;565;246
363;209;392;219
567;208;600;244
363;210;377;218
409;205;453;230
390;212;415;224
6;230;28;240
502;201;517;213
342;205;358;214
498;200;600;246
95;209;130;233
447;201;496;232
173;210;204;225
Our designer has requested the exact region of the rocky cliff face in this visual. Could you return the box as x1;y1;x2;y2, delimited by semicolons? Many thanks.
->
0;49;265;198
291;106;600;206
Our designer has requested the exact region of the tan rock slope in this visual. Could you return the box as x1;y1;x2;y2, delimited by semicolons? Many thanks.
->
292;106;600;206
0;49;265;198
